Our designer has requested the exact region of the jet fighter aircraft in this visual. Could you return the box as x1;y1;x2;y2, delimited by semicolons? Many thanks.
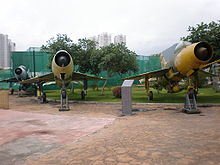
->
18;50;105;111
0;65;32;93
123;41;220;93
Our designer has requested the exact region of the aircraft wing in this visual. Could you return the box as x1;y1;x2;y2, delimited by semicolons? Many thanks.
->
0;77;18;83
72;72;106;80
18;73;54;84
122;69;169;80
197;70;216;77
199;59;220;70
18;72;106;85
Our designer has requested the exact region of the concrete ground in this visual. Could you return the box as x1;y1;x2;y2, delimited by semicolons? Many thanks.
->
0;95;220;165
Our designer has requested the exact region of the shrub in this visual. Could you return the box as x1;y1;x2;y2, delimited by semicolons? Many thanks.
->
112;86;122;98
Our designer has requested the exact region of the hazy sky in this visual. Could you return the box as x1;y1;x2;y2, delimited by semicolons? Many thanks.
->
0;0;219;55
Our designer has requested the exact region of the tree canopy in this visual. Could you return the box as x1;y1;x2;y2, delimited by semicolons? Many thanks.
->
181;20;220;60
41;34;74;55
41;34;138;77
41;34;80;69
75;38;98;74
99;43;138;78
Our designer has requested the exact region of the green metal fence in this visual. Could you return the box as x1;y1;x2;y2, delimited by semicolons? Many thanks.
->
0;69;13;89
0;51;51;89
97;55;161;86
0;52;161;89
11;51;51;77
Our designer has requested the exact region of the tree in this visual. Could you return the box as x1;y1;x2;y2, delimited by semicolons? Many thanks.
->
181;20;220;61
75;39;103;90
99;43;138;78
41;34;79;69
89;49;104;76
75;38;98;73
41;35;103;77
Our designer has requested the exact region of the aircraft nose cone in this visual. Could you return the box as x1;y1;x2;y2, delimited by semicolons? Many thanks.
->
198;47;208;57
57;56;69;67
15;68;22;75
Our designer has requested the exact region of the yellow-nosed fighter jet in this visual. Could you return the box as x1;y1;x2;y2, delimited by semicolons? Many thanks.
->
123;41;220;93
18;50;106;111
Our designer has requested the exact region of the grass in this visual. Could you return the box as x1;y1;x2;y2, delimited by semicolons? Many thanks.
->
44;86;220;104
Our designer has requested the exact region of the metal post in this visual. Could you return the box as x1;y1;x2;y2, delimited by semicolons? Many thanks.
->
59;80;70;111
33;50;36;77
60;88;70;111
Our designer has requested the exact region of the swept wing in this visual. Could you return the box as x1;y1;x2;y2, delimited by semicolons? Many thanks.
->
122;69;169;80
18;72;105;84
197;70;216;77
0;77;18;83
199;59;220;70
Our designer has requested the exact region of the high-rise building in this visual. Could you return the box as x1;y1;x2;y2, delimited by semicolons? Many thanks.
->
0;34;15;69
97;32;111;48
89;33;126;48
88;36;98;43
114;34;126;44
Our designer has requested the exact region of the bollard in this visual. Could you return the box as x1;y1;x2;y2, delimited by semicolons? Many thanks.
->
0;91;9;109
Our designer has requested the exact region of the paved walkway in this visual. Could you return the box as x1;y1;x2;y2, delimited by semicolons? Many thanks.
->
0;110;115;165
23;108;220;165
1;95;220;165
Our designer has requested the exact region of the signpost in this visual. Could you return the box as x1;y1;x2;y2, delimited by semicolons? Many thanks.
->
121;80;134;115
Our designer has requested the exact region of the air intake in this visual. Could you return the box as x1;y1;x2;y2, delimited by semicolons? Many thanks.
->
15;68;22;75
55;51;71;67
194;42;212;61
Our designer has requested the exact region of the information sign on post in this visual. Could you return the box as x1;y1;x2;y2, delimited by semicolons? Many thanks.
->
121;80;134;115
